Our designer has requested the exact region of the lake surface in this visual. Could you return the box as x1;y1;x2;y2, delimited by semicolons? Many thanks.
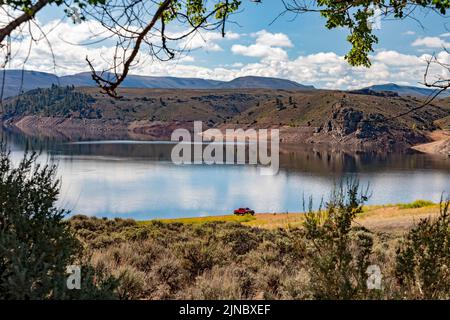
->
2;128;450;220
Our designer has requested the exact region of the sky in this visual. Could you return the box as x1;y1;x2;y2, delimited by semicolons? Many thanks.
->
4;1;450;90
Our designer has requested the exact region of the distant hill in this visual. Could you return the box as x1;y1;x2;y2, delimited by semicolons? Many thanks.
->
0;70;59;99
59;72;223;89
0;70;315;98
216;76;315;90
5;70;450;100
361;83;450;98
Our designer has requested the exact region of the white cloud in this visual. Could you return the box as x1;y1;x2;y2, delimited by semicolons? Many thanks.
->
412;36;449;48
231;44;288;60
231;30;292;61
3;20;447;91
175;30;240;52
403;31;416;36
373;50;423;66
251;30;293;47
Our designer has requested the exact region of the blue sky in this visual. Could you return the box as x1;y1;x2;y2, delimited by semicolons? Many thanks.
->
7;1;450;89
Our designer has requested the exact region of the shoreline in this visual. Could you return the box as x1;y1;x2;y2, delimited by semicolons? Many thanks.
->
411;130;450;156
137;201;441;234
3;116;446;154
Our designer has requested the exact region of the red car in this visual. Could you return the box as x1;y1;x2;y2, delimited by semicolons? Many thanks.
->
234;207;255;215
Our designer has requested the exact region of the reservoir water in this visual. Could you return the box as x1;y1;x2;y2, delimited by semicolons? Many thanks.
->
2;128;449;220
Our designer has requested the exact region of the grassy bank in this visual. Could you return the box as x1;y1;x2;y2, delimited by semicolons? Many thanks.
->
142;201;440;233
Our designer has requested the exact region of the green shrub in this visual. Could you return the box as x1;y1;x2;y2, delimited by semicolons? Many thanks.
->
302;180;374;299
395;198;450;299
0;148;117;299
398;200;435;209
176;240;225;279
218;227;261;255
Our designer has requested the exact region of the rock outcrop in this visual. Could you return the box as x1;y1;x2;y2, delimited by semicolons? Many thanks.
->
308;102;428;151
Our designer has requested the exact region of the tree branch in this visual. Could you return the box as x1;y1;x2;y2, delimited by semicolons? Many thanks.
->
87;0;173;97
0;0;50;44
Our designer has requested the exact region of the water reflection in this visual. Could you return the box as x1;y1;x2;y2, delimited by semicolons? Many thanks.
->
2;128;450;219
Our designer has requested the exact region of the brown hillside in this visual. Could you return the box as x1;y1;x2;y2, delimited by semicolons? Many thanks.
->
1;86;449;151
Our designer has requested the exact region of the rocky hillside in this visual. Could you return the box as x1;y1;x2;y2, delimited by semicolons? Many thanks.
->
1;86;449;152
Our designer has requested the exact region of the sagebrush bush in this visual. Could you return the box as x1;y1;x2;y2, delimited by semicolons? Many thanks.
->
185;266;245;300
150;254;189;296
176;240;227;279
302;180;374;299
395;198;450;299
0;148;117;299
115;266;148;300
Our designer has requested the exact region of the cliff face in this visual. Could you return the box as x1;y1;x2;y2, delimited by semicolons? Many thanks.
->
301;102;427;150
324;105;365;136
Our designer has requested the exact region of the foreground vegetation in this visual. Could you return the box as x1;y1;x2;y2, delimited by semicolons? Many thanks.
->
69;195;449;300
1;149;449;300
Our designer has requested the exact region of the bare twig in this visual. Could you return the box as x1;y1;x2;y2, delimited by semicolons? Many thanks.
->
0;0;50;44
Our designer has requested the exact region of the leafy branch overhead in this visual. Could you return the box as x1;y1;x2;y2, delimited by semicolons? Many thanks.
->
284;0;450;67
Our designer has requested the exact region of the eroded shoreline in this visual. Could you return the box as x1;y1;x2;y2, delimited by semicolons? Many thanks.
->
3;116;448;155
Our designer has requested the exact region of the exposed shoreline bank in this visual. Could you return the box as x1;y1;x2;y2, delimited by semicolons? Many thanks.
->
3;116;447;154
411;130;450;156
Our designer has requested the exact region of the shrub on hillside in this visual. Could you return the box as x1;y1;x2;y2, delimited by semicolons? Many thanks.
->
302;180;375;299
176;239;227;279
395;198;450;299
398;200;435;209
0;148;116;299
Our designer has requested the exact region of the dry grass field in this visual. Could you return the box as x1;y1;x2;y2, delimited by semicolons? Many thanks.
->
146;201;440;234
